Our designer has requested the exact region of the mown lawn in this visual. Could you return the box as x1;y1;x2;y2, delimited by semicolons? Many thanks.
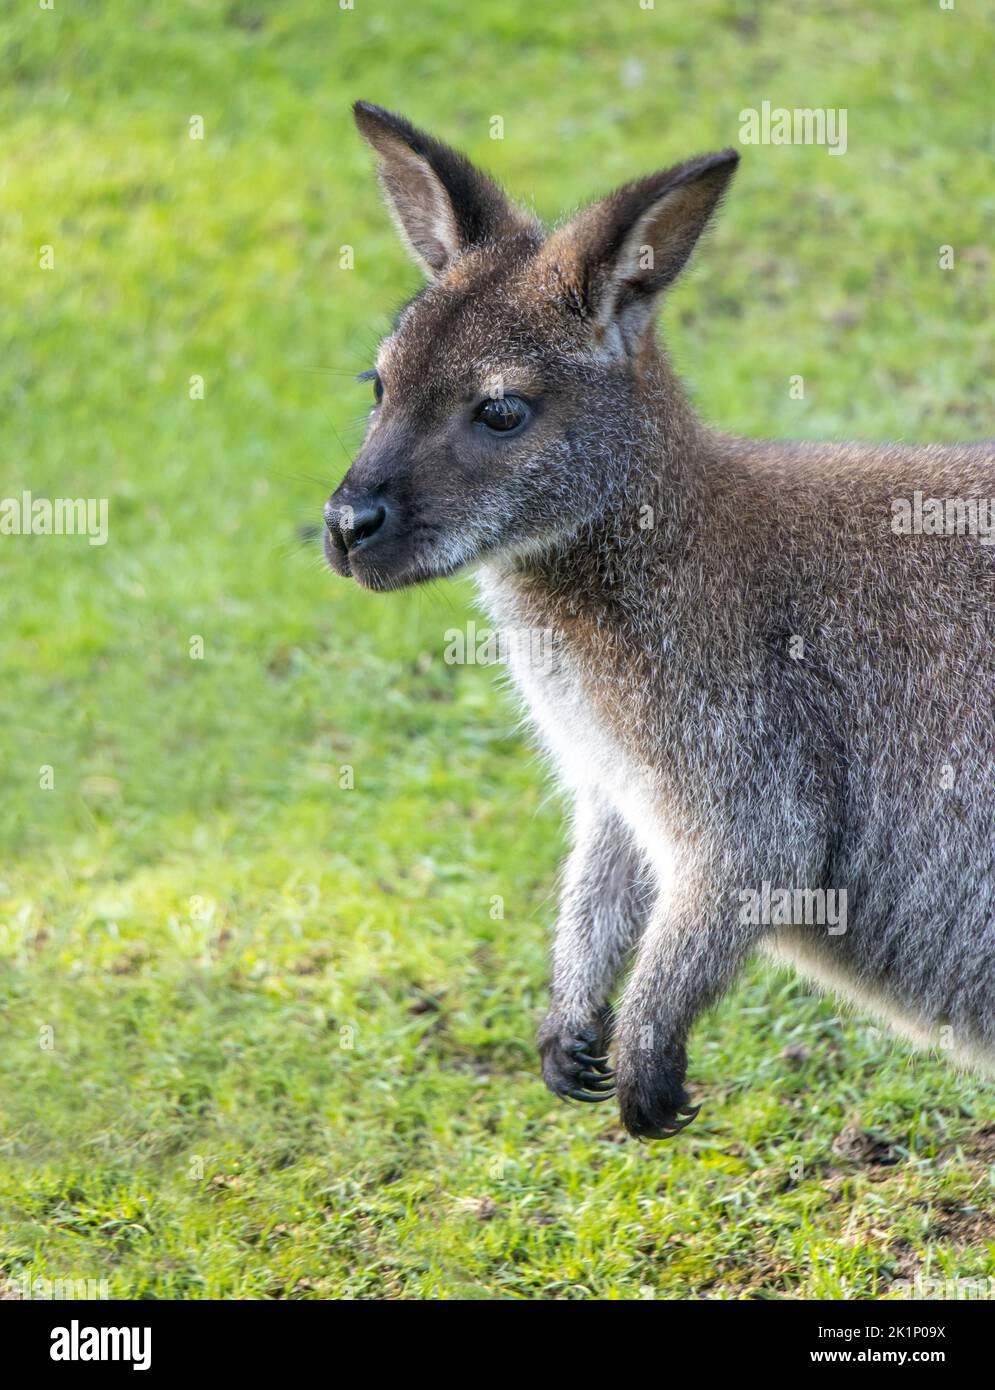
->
0;0;992;1298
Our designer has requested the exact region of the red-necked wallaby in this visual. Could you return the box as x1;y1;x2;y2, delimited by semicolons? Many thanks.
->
325;102;994;1138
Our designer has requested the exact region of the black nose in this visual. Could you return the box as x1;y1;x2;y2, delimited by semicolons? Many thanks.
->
325;496;391;553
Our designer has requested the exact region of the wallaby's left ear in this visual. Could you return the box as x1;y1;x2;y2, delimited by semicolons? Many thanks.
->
543;149;740;346
354;101;538;278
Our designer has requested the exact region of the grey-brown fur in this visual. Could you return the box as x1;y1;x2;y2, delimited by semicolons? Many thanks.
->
325;103;994;1138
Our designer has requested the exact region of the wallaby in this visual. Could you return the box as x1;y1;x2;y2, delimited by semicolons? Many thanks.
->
325;101;995;1139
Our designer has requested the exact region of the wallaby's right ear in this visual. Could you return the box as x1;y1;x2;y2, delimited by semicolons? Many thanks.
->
353;101;536;278
542;148;740;349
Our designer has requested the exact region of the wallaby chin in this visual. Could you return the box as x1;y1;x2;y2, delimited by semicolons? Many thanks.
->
329;103;994;1139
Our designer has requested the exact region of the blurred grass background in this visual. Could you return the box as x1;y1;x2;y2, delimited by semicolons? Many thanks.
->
0;0;992;1298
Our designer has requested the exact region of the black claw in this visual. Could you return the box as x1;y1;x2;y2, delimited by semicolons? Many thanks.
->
579;1070;614;1086
620;1097;702;1140
564;1087;615;1103
571;1051;610;1068
646;1105;700;1139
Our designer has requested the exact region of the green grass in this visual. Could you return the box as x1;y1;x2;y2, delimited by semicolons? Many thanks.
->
1;0;993;1299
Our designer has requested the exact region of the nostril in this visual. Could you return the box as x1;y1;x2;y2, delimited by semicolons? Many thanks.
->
344;501;388;550
324;501;347;556
325;494;392;555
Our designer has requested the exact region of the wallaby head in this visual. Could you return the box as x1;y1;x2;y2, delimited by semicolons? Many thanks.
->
324;101;738;590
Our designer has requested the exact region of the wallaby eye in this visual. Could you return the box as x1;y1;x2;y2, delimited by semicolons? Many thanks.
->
358;368;384;404
475;395;529;434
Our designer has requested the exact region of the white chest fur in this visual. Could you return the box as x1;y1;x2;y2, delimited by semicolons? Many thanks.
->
477;567;672;880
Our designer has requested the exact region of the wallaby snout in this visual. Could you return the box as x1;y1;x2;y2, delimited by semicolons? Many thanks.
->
324;413;421;588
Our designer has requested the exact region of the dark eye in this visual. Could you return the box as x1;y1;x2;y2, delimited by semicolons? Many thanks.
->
475;395;529;434
358;368;383;404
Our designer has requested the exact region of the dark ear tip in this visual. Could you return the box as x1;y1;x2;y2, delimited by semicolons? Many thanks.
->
695;147;740;186
708;147;740;171
353;100;404;136
353;99;385;125
353;101;427;160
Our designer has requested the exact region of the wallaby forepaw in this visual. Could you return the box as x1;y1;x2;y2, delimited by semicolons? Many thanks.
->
621;1097;700;1140
617;1068;699;1140
539;1011;615;1104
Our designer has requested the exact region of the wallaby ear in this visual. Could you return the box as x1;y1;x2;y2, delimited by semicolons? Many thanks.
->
542;149;740;347
353;101;536;278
